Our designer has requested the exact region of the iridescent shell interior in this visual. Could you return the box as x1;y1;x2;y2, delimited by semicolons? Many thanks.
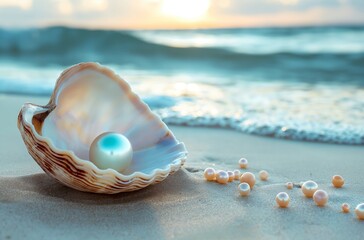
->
18;62;187;193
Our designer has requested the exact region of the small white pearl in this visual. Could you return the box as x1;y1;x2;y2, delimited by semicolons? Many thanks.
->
238;183;251;197
259;170;269;181
233;169;241;180
341;203;350;213
204;168;216;181
355;203;364;220
332;175;344;188
227;171;235;182
286;182;293;190
216;170;229;184
276;192;290;208
238;158;248;169
240;172;255;189
301;180;318;198
89;132;132;172
313;190;328;207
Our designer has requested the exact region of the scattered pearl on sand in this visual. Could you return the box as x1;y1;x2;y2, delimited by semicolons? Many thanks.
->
238;183;251;197
216;170;229;184
355;203;364;220
233;169;241;180
204;168;216;181
227;171;235;182
286;182;293;190
239;158;248;169
276;192;290;208
259;170;269;181
301;180;318;198
240;172;256;189
332;175;345;188
313;190;329;207
89;132;133;172
341;203;350;213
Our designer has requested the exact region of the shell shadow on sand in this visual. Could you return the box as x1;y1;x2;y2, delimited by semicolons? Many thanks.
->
0;170;199;240
0;169;196;205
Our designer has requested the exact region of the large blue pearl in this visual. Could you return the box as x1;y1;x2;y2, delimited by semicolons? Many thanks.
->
89;132;133;172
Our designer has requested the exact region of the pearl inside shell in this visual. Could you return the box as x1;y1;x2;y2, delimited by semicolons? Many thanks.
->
332;175;344;188
286;182;293;190
89;132;133;172
204;168;216;181
227;171;235;182
240;172;256;189
216;170;229;184
239;158;248;169
301;180;318;198
342;203;350;213
276;192;290;208
355;203;364;220
259;170;269;181
233;169;241;180
313;190;329;207
238;183;251;196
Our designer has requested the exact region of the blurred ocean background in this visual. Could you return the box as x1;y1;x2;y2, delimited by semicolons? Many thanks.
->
1;26;364;144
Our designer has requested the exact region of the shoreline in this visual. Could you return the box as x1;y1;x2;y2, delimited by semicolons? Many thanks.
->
1;94;364;239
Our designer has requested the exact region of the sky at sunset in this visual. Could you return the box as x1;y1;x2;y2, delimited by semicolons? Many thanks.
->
0;0;364;29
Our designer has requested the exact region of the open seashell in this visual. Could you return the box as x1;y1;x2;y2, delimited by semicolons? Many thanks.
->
17;62;188;194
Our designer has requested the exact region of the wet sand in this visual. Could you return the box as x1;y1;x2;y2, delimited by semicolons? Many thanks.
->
1;94;363;240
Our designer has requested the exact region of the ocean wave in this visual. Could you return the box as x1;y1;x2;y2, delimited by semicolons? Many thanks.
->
145;81;364;145
133;26;364;54
1;26;364;85
1;27;364;59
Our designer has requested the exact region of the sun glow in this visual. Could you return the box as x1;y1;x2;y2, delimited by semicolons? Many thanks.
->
161;0;210;21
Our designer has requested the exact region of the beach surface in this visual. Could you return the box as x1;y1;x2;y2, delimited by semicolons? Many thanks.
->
1;94;363;240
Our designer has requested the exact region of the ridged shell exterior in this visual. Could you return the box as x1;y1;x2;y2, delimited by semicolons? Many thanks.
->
17;62;187;194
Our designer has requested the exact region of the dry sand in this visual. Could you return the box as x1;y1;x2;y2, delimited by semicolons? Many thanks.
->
0;94;363;240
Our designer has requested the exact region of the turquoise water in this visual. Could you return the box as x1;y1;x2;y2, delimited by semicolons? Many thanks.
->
1;26;364;144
